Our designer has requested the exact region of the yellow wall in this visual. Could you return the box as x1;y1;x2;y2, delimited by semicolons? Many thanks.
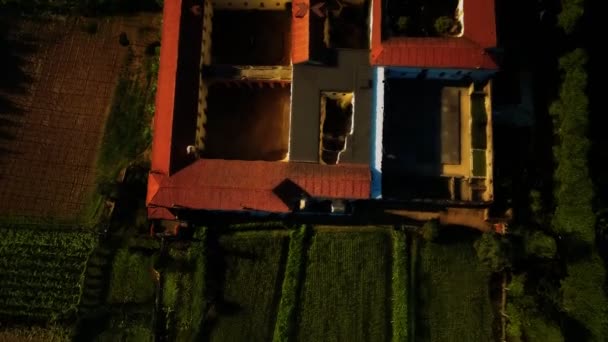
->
196;0;213;150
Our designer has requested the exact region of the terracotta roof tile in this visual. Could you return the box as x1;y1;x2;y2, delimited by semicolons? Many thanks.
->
291;0;310;64
151;0;182;174
148;207;175;220
370;0;498;69
148;159;370;217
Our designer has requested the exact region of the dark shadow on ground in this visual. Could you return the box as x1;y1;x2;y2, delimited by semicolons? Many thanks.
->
0;18;35;165
0;0;161;17
211;10;291;66
0;21;35;94
202;85;290;162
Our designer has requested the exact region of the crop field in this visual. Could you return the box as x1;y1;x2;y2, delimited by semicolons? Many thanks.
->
414;231;495;342
0;325;72;342
0;227;96;322
296;227;392;342
0;14;159;221
107;248;156;304
206;230;289;342
162;230;207;342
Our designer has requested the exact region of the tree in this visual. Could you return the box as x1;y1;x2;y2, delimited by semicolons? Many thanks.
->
558;0;584;34
560;255;608;341
434;16;454;35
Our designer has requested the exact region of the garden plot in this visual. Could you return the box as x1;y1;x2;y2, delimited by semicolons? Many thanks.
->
206;230;290;342
296;227;392;342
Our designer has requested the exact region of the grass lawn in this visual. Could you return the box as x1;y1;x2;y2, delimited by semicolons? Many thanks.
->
206;231;289;342
296;227;392;342
414;230;495;342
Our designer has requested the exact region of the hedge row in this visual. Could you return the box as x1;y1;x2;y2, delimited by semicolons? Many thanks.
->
272;225;309;342
549;49;594;244
549;18;608;340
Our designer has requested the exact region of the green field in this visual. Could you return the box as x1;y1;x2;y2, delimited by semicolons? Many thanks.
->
90;246;157;342
162;230;207;341
0;224;495;341
296;228;392;342
0;227;96;322
207;230;289;342
107;248;156;304
414;231;495;342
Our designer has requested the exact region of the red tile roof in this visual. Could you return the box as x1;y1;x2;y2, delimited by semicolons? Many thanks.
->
147;207;176;221
371;0;498;69
147;160;370;218
292;0;310;63
151;0;182;175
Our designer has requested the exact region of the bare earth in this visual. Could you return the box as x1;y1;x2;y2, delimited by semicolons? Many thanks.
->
0;15;158;220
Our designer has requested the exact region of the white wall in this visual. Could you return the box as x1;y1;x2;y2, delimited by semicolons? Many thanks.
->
370;67;384;199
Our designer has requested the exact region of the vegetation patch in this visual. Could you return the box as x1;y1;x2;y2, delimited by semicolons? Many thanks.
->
107;248;156;304
392;230;409;342
384;0;461;37
297;228;391;341
95;317;154;342
206;230;289;342
0;324;73;342
161;229;207;341
415;231;494;342
97;54;156;183
273;225;309;342
549;49;594;244
549;48;608;340
0;227;96;323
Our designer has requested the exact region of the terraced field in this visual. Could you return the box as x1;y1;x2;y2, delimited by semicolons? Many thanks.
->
0;227;96;322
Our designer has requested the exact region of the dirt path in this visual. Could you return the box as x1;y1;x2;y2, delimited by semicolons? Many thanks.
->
0;14;159;220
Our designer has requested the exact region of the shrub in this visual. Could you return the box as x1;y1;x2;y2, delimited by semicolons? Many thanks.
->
474;232;510;272
434;16;454;35
506;303;523;342
529;189;545;223
524;231;557;259
421;220;440;241
396;16;409;33
509;274;526;298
